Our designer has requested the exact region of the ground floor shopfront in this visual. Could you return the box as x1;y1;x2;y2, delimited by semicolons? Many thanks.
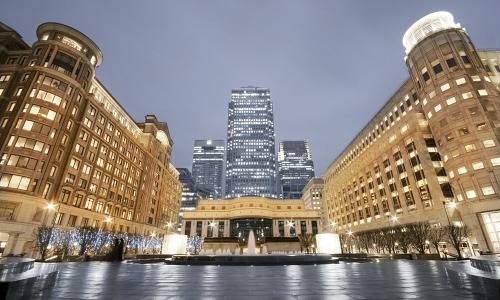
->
0;191;165;257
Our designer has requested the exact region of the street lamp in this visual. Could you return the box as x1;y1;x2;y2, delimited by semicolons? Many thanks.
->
391;215;399;223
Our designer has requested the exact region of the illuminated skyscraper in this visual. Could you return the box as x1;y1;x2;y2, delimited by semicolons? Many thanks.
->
278;141;315;199
225;87;278;198
191;140;225;198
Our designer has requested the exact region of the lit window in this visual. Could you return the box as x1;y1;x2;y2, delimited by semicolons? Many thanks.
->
482;186;495;196
457;166;467;175
22;120;34;131
434;104;442;112
466;189;477;199
491;157;500;166
483;140;495;148
462;92;473;100
465;144;476;152
471;75;481;82
472;162;484;170
478;89;488;96
427;111;433;119
440;83;450;92
449;170;454;178
455;78;466;85
446;97;456;105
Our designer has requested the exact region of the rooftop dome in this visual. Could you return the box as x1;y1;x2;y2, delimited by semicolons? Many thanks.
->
402;11;461;54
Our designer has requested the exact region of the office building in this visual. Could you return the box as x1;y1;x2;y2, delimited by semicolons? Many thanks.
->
323;12;500;254
278;140;315;199
191;140;225;198
0;22;182;256
225;87;278;198
176;168;210;231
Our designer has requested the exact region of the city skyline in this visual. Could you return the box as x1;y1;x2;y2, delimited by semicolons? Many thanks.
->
2;1;500;176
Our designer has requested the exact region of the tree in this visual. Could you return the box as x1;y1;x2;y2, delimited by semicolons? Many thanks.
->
76;226;99;256
428;226;446;255
356;231;373;254
34;225;53;260
445;224;470;259
393;226;412;254
187;235;203;254
380;228;397;254
298;233;315;253
407;222;431;254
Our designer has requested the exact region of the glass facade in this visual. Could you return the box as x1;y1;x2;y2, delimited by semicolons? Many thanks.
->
278;141;315;199
176;168;209;231
230;218;273;239
191;140;225;198
225;87;278;198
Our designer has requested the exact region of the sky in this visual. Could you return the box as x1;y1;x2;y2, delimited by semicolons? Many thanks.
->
2;0;500;175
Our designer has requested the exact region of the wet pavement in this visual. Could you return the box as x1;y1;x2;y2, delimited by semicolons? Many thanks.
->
33;260;482;299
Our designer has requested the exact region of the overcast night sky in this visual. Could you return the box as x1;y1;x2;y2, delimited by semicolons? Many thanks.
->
2;1;499;175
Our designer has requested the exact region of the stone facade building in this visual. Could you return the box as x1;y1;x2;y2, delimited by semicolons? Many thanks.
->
0;22;182;256
323;12;500;254
181;197;321;239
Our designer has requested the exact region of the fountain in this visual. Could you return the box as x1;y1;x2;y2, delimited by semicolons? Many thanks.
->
162;229;340;265
246;230;256;255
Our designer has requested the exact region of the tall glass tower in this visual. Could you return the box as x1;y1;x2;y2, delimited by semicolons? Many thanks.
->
278;140;315;199
225;86;278;198
191;140;225;198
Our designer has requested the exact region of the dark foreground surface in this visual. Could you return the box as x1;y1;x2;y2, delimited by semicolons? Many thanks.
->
32;260;485;299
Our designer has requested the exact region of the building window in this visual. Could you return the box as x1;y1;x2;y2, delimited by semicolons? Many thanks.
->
184;221;192;236
196;221;202;236
446;97;456;105
483;140;495;148
472;161;484;170
432;63;443;75
447;57;457;68
478;89;488;96
466;189;477;199
482;186;495;196
491;157;500;166
0;174;32;190
457;166;468;175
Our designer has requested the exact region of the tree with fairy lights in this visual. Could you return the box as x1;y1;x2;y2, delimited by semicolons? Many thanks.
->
34;225;53;260
187;235;203;254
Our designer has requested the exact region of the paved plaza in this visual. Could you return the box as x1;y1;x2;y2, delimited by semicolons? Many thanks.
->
32;260;483;299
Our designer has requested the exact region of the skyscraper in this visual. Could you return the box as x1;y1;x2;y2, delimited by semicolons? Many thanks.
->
225;87;278;198
191;140;225;198
278;141;315;199
176;168;210;231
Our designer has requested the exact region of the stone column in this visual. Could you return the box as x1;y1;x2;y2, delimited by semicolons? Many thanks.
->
3;232;20;255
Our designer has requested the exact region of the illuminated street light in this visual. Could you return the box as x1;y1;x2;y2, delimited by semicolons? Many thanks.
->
46;202;57;211
391;215;399;223
105;216;112;223
347;230;353;236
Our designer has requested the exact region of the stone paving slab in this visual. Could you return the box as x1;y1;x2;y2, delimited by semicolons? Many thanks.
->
31;260;485;299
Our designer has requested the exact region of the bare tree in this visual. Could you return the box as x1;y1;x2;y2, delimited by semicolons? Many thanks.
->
381;228;398;253
298;233;315;253
356;231;373;254
393;226;412;254
445;224;470;259
428;226;446;255
407;222;431;254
